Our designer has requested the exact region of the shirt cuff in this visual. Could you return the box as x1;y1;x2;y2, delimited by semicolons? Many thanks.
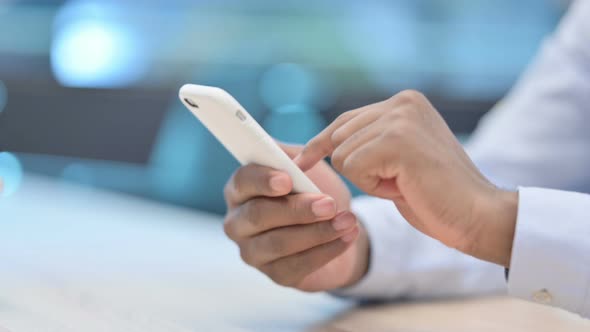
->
508;187;590;317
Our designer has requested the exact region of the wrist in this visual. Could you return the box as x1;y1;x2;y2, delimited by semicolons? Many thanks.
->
470;188;519;267
343;222;371;287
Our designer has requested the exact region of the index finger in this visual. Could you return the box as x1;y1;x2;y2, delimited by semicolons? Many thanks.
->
294;110;360;171
224;164;293;208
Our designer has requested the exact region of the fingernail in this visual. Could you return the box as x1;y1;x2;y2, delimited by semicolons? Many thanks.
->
332;213;356;231
341;227;359;243
270;174;289;192
311;197;336;218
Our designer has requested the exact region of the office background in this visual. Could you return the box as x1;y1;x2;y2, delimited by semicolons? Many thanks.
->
0;0;567;214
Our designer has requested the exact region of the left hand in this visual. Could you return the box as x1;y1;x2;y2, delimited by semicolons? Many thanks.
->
223;143;370;292
295;90;518;267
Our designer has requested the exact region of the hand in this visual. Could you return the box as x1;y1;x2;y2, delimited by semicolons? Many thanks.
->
296;90;518;267
223;143;370;291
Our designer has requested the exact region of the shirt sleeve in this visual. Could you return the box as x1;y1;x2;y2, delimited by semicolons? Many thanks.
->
336;0;590;314
509;187;590;317
466;0;590;191
468;0;590;317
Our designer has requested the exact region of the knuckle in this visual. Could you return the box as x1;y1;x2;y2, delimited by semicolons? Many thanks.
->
307;137;332;157
231;168;246;195
382;127;401;141
330;148;346;172
222;217;233;238
243;200;264;228
239;244;256;266
254;175;271;196
335;110;354;123
383;119;412;140
265;264;297;287
278;274;301;288
233;165;271;196
396;89;425;104
287;196;308;219
223;210;239;239
392;105;413;118
383;105;413;124
384;107;403;120
330;128;344;147
341;154;357;175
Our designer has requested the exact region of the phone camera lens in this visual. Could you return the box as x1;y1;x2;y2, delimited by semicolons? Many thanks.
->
184;98;199;108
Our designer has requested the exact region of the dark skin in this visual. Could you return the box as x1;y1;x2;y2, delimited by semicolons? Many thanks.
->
224;90;517;292
223;144;369;291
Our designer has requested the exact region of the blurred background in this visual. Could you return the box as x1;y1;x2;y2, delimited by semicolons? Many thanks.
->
0;0;568;214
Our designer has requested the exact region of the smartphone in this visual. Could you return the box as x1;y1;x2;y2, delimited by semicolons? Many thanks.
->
179;84;321;194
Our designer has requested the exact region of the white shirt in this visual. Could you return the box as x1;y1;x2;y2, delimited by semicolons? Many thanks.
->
338;0;590;318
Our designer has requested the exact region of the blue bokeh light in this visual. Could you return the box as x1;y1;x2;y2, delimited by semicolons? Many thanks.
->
51;1;146;88
259;63;317;109
264;104;325;144
0;152;23;197
0;80;7;113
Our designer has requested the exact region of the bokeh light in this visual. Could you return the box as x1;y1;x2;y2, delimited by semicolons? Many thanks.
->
0;80;7;113
0;152;23;197
264;104;324;144
51;1;146;88
259;63;317;109
2;0;566;213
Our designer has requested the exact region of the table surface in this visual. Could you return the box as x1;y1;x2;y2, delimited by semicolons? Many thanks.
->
1;175;589;332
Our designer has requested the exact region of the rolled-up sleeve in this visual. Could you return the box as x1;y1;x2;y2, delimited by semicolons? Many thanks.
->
508;187;590;317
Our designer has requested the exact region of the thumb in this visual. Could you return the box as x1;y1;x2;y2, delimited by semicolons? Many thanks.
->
372;178;403;201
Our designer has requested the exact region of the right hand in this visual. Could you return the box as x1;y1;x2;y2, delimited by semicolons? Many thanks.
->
223;144;370;292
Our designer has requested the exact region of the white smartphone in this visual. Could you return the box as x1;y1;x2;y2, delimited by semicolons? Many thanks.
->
179;84;321;194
